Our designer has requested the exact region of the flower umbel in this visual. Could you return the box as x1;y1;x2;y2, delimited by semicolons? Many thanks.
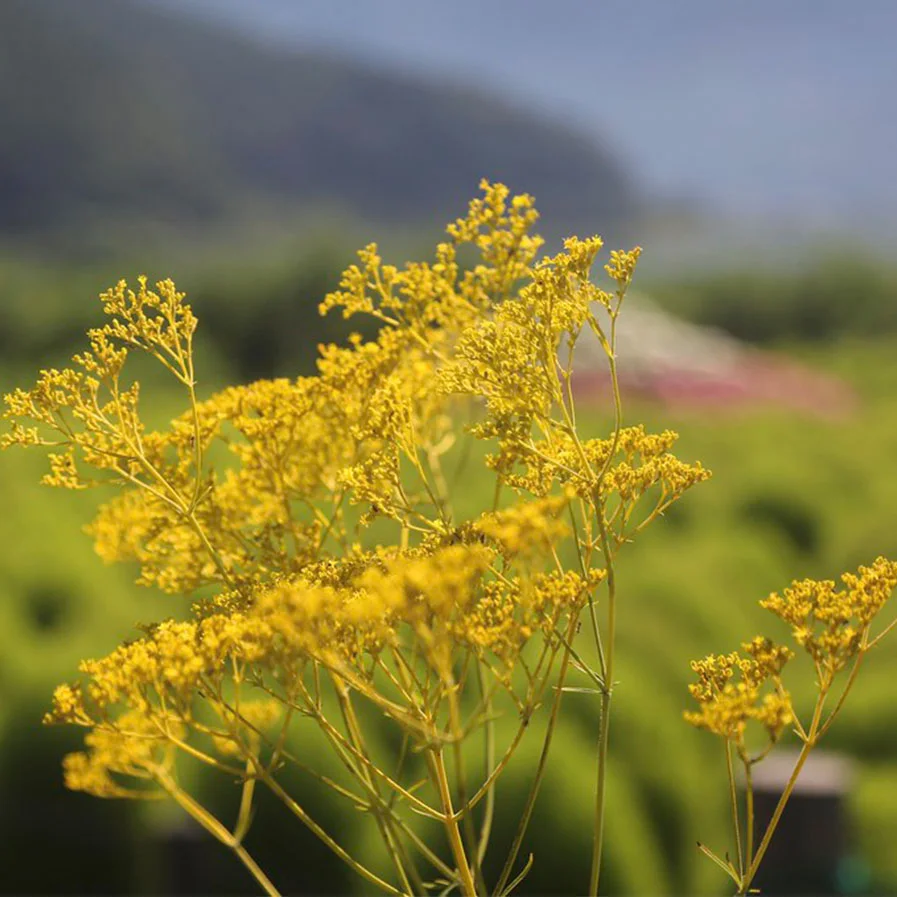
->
687;559;897;894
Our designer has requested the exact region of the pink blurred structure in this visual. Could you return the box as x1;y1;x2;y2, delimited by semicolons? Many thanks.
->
571;297;857;418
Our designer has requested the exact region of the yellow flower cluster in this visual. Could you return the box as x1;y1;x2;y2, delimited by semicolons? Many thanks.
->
604;247;643;289
684;638;793;744
63;709;180;799
475;493;571;561
439;235;611;443
687;558;897;748
4;182;716;896
761;556;897;674
45;535;605;793
321;183;541;331
484;424;710;514
46;528;592;717
437;231;707;532
688;559;897;893
2;277;194;480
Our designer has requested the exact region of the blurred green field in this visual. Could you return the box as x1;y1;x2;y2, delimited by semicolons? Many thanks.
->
3;322;897;893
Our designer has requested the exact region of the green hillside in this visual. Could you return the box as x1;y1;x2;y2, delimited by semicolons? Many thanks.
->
0;0;635;254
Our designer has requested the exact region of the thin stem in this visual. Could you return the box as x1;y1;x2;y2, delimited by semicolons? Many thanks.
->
429;750;478;897
740;688;828;893
552;627;606;693
465;719;528;812
334;679;423;896
254;761;405;896
493;617;576;896
186;378;204;511
447;678;489;895
587;512;616;897
154;767;279;897
204;687;368;807
476;663;497;869
725;743;744;879
867;616;897;649
258;684;455;882
154;721;245;776
743;756;754;873
587;306;624;897
205;681;409;894
233;756;257;846
817;645;867;740
293;686;442;819
185;509;236;589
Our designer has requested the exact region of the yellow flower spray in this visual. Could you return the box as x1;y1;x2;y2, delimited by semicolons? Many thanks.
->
3;182;893;895
685;558;897;894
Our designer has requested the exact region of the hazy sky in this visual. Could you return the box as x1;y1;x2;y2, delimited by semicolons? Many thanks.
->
159;0;897;232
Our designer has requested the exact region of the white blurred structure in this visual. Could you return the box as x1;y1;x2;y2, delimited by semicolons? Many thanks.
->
572;295;856;417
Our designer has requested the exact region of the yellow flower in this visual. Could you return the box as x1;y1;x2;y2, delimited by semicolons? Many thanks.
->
684;639;794;745
761;557;897;673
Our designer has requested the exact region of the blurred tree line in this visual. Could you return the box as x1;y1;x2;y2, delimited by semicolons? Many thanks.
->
3;244;896;388
650;248;897;344
0;238;370;384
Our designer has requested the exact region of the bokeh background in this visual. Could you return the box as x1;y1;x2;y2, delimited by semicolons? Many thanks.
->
2;1;897;893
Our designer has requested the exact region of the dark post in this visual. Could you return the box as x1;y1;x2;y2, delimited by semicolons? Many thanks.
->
749;749;866;895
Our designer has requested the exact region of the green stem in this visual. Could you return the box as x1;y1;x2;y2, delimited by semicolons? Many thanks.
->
744;757;754;874
476;664;497;869
429;750;478;897
492;618;577;896
587;308;624;897
587;512;616;897
447;679;489;895
335;681;422;896
725;743;744;879
739;691;828;893
154;768;279;897
255;762;404;896
817;646;867;740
